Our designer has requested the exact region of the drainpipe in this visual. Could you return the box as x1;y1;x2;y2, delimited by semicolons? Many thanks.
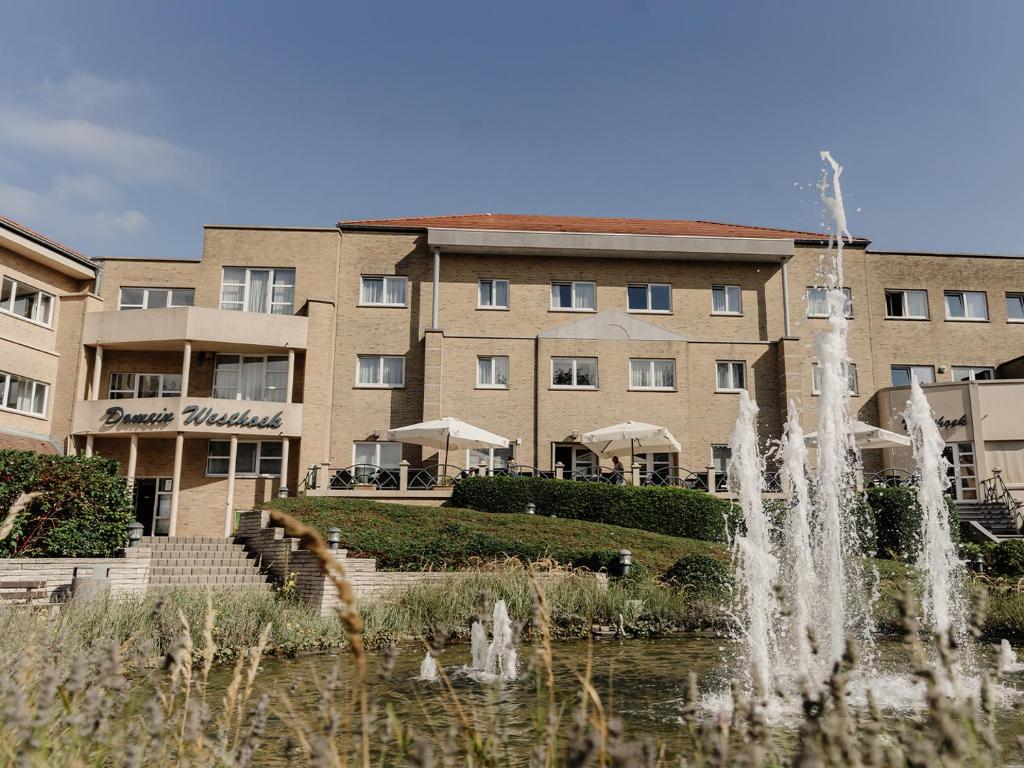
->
431;247;441;331
781;256;792;338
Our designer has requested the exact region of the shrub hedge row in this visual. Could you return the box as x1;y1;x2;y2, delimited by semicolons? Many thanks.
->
861;486;959;561
450;475;738;543
0;449;133;558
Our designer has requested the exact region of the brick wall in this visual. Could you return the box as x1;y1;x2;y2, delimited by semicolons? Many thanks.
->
0;548;151;603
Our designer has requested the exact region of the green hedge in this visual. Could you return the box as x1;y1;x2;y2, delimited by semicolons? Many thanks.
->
990;540;1024;578
861;486;958;561
450;476;738;543
0;450;133;558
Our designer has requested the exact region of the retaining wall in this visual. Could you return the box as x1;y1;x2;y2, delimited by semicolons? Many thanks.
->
0;547;151;603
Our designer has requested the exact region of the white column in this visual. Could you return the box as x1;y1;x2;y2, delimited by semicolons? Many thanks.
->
431;246;441;330
181;340;192;398
781;256;792;338
224;434;238;537
90;345;103;400
279;438;290;495
127;434;138;484
168;432;184;537
84;435;94;456
286;348;295;402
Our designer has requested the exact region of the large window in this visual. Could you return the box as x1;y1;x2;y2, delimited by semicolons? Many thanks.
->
478;279;510;309
550;281;596;311
1007;293;1024;323
891;365;936;387
811;362;859;395
213;355;288;401
353;442;402;469
467;447;513;471
884;289;929;319
711;445;731;491
806;286;853;318
952;366;995;381
0;371;48;417
629;359;676;390
360;276;407;307
0;277;54;327
220;267;295;314
627;283;671;312
206;440;283;477
715;361;746;392
711;285;742;315
119;287;194;310
551;357;598;388
109;373;182;399
944;290;988;321
356;355;405;388
476;356;509;388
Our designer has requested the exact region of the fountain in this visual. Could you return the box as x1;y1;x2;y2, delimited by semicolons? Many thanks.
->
418;651;439;682
419;599;518;684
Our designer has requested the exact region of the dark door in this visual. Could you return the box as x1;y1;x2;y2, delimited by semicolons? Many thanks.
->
133;479;157;536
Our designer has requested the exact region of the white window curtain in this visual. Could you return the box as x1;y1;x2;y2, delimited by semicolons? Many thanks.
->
213;355;241;399
716;363;730;390
574;282;596;310
221;268;246;310
357;357;378;385
384;277;406;305
271;270;295;314
712;287;727;313
240;356;265;400
382;357;405;386
906;291;928;317
653;360;674;388
630;360;650;388
362;278;384;304
807;287;828;316
479;356;509;386
494;280;509;307
966;292;987;319
247;270;270;313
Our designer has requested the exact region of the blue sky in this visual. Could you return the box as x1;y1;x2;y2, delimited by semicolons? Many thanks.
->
1;1;1022;257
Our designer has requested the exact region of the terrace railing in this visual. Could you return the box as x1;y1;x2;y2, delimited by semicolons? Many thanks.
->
407;464;467;490
644;466;709;491
863;467;917;488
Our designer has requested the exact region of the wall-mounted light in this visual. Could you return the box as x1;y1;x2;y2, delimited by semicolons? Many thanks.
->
197;351;208;367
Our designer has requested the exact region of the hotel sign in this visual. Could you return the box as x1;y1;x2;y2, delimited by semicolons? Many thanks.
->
102;404;284;430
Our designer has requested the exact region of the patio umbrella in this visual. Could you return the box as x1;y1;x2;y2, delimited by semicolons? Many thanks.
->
804;420;911;450
580;421;682;465
383;417;510;468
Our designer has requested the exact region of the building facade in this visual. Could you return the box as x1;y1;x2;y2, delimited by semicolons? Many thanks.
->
5;212;1024;536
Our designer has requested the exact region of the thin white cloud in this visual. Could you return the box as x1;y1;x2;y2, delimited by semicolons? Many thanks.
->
0;177;151;239
92;209;149;236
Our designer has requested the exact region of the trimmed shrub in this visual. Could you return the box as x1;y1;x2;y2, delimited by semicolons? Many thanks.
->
990;540;1024;578
0;450;133;558
861;486;958;561
662;553;732;594
451;475;738;543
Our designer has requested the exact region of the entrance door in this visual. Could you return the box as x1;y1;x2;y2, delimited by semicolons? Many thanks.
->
553;444;598;478
636;452;673;483
943;443;978;502
133;478;173;536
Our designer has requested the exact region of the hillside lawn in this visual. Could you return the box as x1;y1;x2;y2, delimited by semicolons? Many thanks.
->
264;497;726;575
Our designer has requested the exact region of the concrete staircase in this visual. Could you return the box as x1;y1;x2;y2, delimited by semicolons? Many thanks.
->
140;537;272;591
957;501;1024;542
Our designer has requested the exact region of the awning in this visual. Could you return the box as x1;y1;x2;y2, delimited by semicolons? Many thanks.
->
580;421;682;459
804;420;911;450
383;417;509;467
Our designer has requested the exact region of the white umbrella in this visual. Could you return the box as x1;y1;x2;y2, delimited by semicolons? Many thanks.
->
383;417;509;468
580;421;682;464
804;420;911;450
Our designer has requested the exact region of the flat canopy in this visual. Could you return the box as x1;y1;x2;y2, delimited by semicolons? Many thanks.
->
804;420;912;450
384;417;509;450
580;421;682;458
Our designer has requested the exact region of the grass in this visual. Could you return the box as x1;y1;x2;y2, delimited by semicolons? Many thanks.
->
265;496;725;574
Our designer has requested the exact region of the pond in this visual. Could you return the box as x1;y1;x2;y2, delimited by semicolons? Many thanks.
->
205;635;1024;765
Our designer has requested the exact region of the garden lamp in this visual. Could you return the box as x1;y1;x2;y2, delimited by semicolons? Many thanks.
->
618;549;633;578
327;527;342;550
126;521;144;548
526;502;536;515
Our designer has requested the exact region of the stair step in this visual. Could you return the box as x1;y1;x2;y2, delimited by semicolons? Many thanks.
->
150;566;261;576
147;582;272;593
148;574;269;586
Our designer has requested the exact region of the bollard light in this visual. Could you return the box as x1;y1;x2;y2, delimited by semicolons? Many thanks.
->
618;549;633;578
526;502;536;515
126;521;144;548
975;553;985;575
327;527;342;550
276;485;289;499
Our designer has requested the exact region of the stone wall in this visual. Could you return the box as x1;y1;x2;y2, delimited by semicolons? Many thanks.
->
0;547;151;603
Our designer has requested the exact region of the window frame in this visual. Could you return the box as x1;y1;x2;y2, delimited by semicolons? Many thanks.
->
626;282;672;313
476;355;509;389
0;370;49;418
951;366;995;382
0;276;55;327
714;360;747;393
810;362;859;396
205;439;283;478
355;355;406;389
890;364;936;387
477;278;510;310
628;358;677;391
944;290;989;322
806;286;853;319
211;354;289;402
107;372;183;399
550;356;599;389
884;288;930;320
710;285;743;316
352;441;403;470
219;267;296;315
359;275;408;307
118;287;195;311
549;281;597;312
1006;293;1024;323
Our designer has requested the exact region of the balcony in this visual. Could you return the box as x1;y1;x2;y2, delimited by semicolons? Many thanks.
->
83;306;308;351
73;396;303;438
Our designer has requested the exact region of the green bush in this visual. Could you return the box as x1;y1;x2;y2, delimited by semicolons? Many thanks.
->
0;450;133;558
860;486;958;561
662;553;732;594
990;540;1024;578
451;476;738;543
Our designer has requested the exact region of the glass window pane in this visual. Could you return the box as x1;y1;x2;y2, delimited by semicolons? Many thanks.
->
716;363;729;390
478;280;492;306
378;443;402;469
552;358;574;386
273;268;295;286
384;277;406;305
382;357;404;385
36;293;52;325
1007;295;1024;321
357;357;379;385
137;375;161;398
627;285;649;310
146;289;169;309
12;284;38;319
945;293;965;318
712;445;731;473
121;288;146;309
362;277;383;304
353;443;376;466
726;286;741;312
712;287;727;313
650;284;671;311
847;364;858;393
573;282;595;310
494;356;509;386
732;363;745;389
271;285;294;314
575;358;596;386
0;278;13;310
807;287;827;316
906;291;928;317
885;291;902;317
654;360;674;388
109;373;136;398
630;360;650;388
891;367;911;387
552;283;571;308
247;270;270;313
171;289;194;307
913;366;935;384
966;292;987;319
162;374;182;396
812;364;823;393
31;383;46;414
494;280;509;307
842;288;853;317
477;357;492;385
235;444;257;474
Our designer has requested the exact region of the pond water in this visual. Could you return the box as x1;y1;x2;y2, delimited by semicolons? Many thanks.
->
206;635;1024;765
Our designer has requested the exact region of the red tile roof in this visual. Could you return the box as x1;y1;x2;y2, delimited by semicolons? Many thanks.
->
339;213;868;243
0;430;59;455
0;215;95;266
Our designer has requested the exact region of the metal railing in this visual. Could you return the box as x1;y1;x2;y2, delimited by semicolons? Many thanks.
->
863;468;918;488
644;466;709;491
327;464;400;491
407;464;467;490
568;466;626;484
491;464;555;479
980;472;1022;528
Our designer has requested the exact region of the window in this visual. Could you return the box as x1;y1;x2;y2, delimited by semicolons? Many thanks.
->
353;442;402;469
467;447;513;471
206;440;283;477
1007;294;1024;323
360;276;407;307
356;355;405;388
212;355;288;401
220;267;295;314
550;281;596;311
478;279;510;309
711;285;742;315
0;371;48;417
884;289;929;319
627;283;671;312
891;365;936;387
0;277;54;326
711;445;731;491
629;359;676;390
715;361;746;392
806;286;853;318
551;357;598;388
811;362;859;395
944;291;988;321
108;373;182;399
952;366;995;381
476;356;509;388
118;287;194;310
